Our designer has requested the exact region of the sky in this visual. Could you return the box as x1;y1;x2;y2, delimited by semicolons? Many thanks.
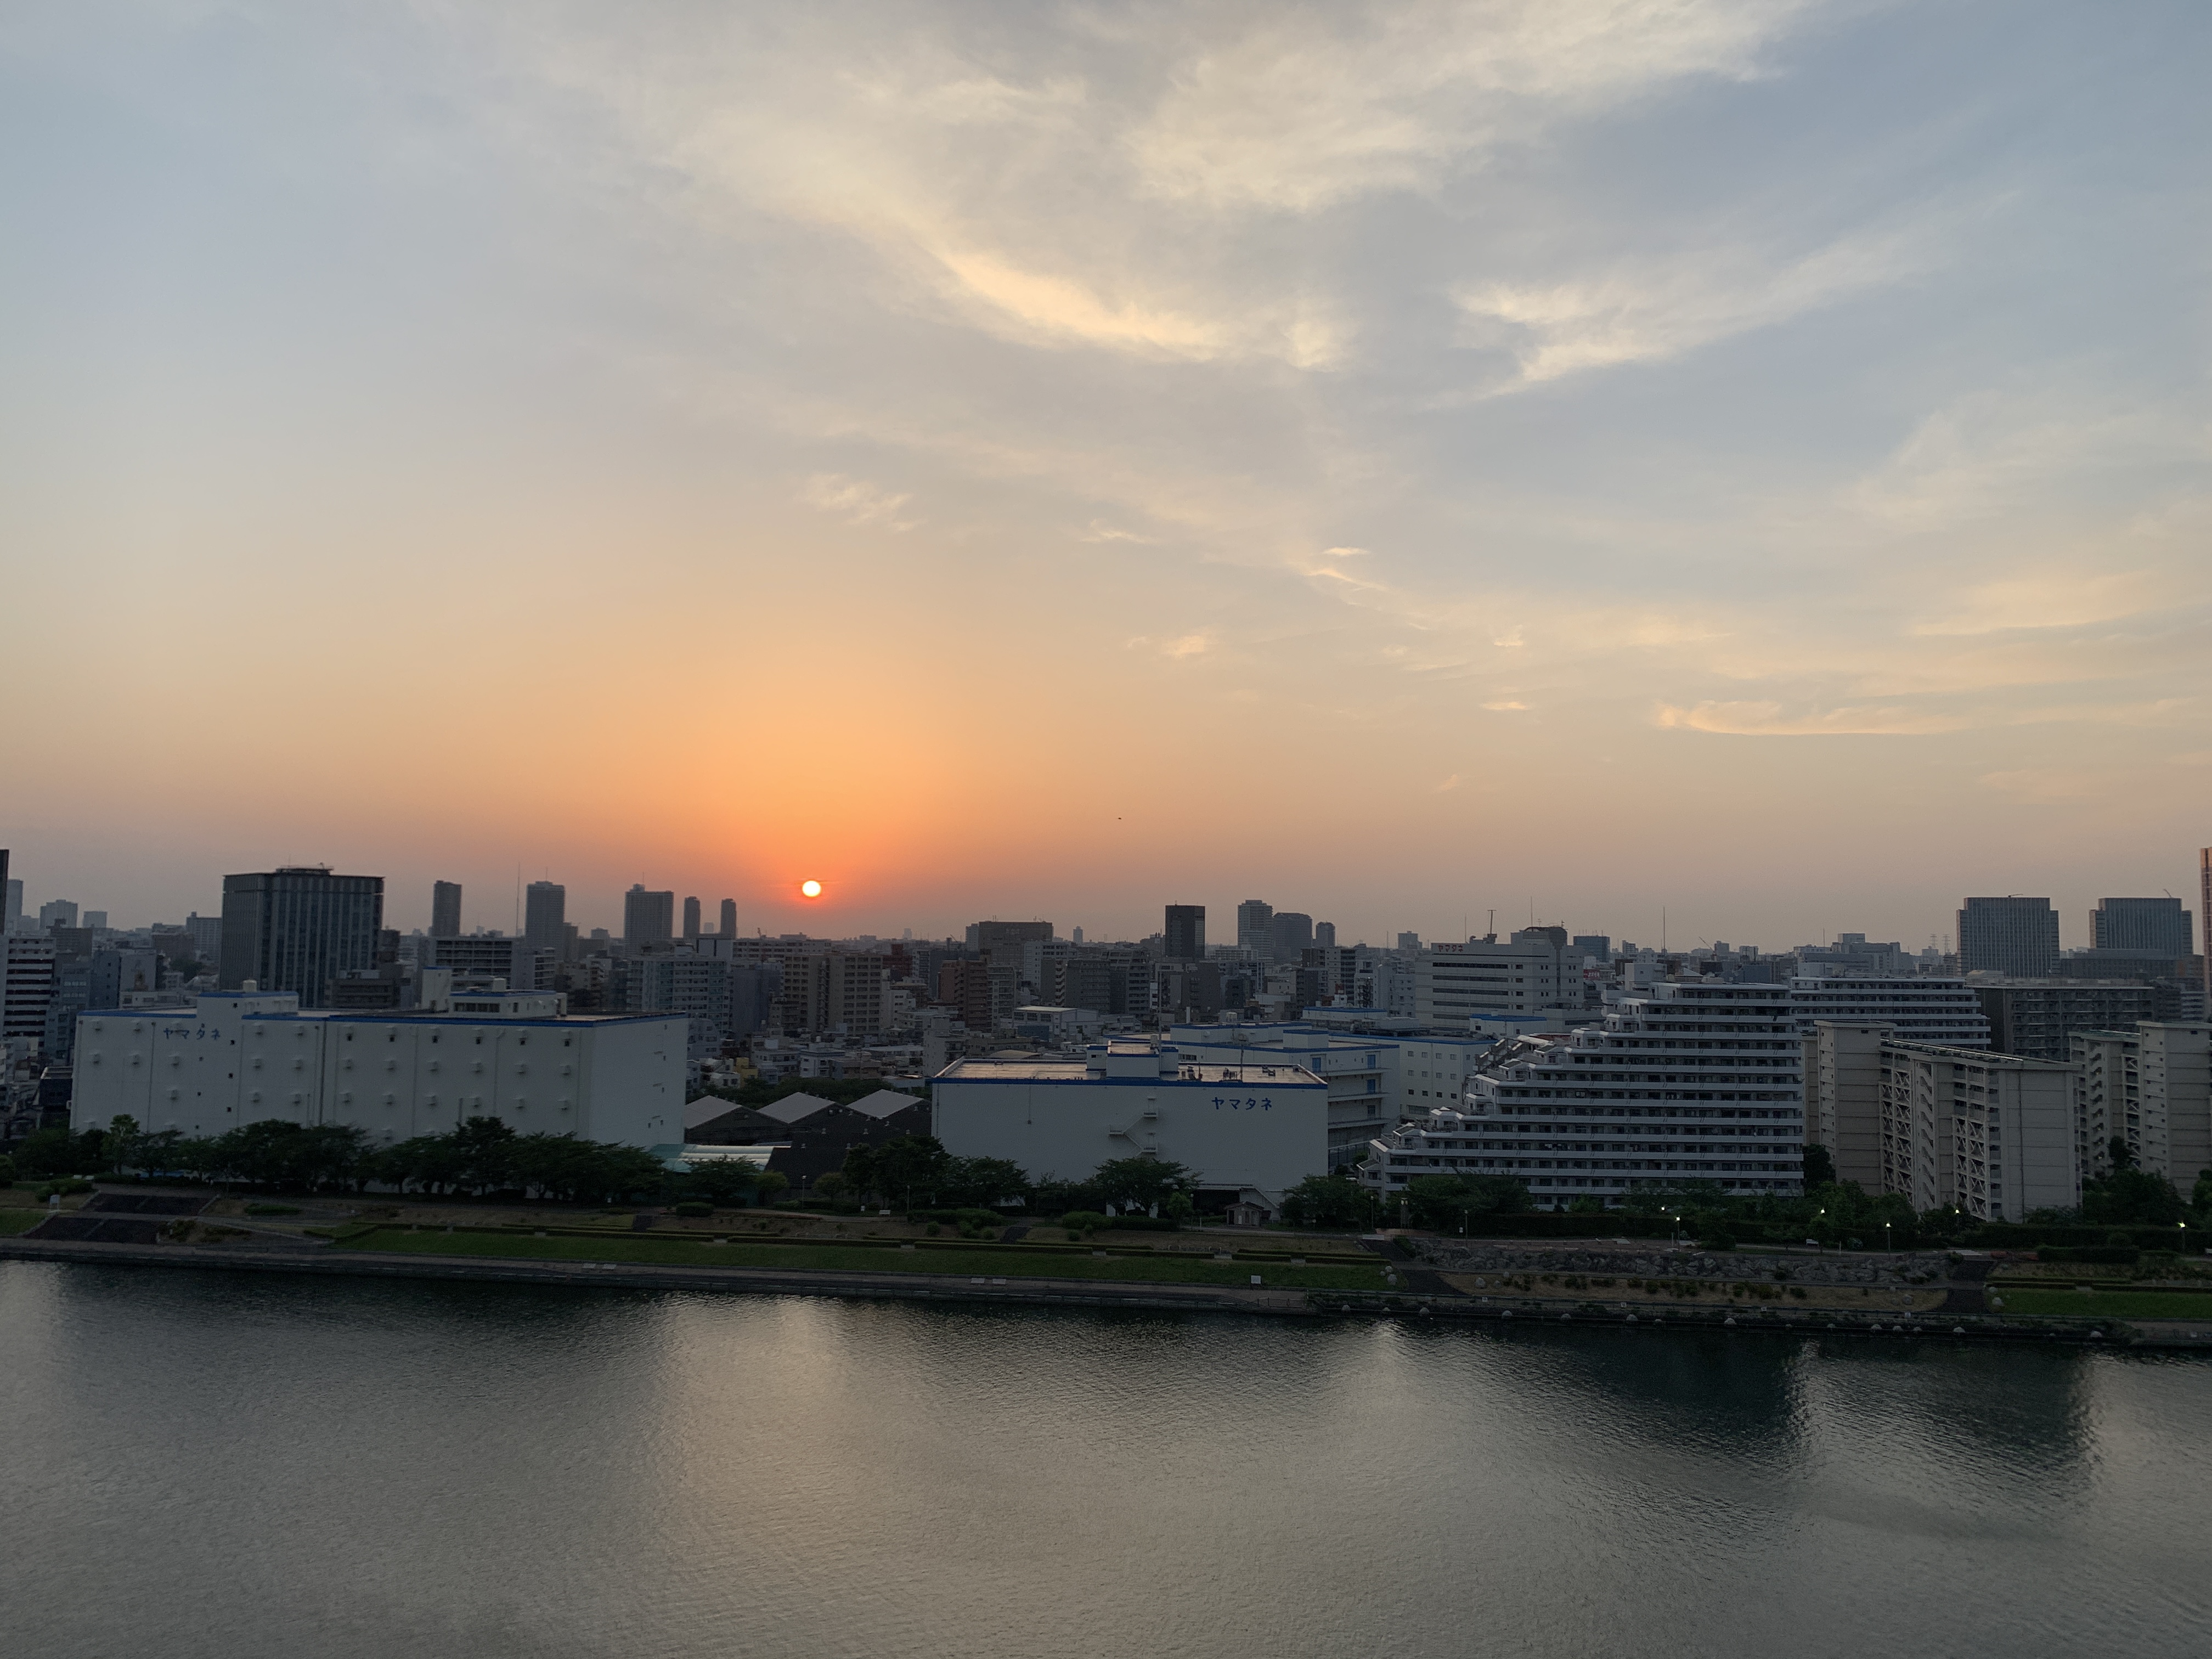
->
2;1;2208;951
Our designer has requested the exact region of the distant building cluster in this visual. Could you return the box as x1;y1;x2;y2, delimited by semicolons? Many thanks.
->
2;847;2209;1221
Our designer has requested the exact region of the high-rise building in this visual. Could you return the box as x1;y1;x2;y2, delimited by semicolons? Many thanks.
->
1789;977;1989;1047
2202;848;2211;1008
524;881;567;961
1235;900;1274;955
1415;928;1577;1024
1396;932;1420;954
3;933;57;1045
1164;905;1205;961
1571;935;1611;959
2;845;20;934
1974;978;2163;1064
431;881;463;939
219;868;385;1008
2092;896;2193;958
184;912;223;959
39;899;78;932
1268;912;1314;961
682;896;702;941
624;885;675;951
1959;896;2059;977
81;910;108;933
1313;921;1336;950
720;898;737;938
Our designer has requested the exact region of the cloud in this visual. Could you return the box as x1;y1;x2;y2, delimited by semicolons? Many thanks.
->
1127;631;1214;658
1482;698;1530;711
1129;0;1807;212
1456;228;1921;387
798;473;918;530
1655;701;1970;736
1077;520;1156;544
1435;773;1464;792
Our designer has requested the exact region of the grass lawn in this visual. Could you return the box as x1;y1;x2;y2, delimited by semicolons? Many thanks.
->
1994;1288;2212;1323
341;1227;1388;1291
0;1208;52;1236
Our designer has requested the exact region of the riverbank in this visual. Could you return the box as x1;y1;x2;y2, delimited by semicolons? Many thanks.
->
8;1231;2212;1351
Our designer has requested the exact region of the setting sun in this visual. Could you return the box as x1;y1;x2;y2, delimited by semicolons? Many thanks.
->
799;879;822;899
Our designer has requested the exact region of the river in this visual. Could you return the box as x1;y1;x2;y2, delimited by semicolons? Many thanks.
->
2;1261;2206;1657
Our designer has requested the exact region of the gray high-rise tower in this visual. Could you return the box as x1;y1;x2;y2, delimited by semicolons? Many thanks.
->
524;881;567;961
719;898;738;938
624;885;675;951
219;867;385;1007
682;896;702;941
1164;904;1205;961
2091;896;2193;958
431;881;462;939
1958;896;2059;977
1235;900;1273;955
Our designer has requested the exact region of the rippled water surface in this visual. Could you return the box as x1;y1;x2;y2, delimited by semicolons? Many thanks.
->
3;1262;2208;1658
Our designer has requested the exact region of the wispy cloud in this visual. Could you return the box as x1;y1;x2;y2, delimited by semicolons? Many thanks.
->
798;473;918;531
1457;229;1921;388
1655;701;1969;736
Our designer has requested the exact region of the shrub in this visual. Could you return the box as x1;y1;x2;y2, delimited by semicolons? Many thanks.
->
1060;1210;1109;1239
2039;1244;2141;1266
924;1222;942;1237
672;1200;714;1218
36;1178;95;1200
242;1203;302;1216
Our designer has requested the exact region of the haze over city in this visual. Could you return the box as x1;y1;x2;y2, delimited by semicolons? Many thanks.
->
4;2;2206;947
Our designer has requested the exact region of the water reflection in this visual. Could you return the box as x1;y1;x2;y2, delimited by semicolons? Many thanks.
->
2;1263;2208;1659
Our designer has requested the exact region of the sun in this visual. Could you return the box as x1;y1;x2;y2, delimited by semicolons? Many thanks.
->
799;879;823;899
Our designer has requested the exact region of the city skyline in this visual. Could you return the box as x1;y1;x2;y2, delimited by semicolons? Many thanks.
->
4;4;2208;956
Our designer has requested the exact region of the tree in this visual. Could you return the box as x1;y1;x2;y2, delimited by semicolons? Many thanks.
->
2193;1169;2212;1217
936;1156;1030;1210
1403;1173;1530;1233
1278;1172;1365;1230
2084;1163;2186;1227
1802;1144;1837;1188
101;1115;143;1173
1091;1155;1195;1214
450;1117;521;1194
812;1170;851;1203
865;1135;953;1208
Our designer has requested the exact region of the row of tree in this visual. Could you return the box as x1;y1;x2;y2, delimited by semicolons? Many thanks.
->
813;1136;1203;1220
12;1116;670;1204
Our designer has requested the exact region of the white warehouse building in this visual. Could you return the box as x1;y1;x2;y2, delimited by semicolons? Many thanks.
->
72;989;686;1148
932;1041;1327;1212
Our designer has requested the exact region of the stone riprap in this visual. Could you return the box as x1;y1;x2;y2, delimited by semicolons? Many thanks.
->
1416;1240;1925;1286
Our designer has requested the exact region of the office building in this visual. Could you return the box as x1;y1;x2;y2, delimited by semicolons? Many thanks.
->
2092;897;2192;958
184;912;223;959
1396;932;1420;954
933;1041;1328;1212
1164;904;1205;961
1314;922;1336;950
2071;1021;2211;1184
71;991;684;1148
719;898;737;938
974;920;1052;962
1572;935;1611;960
218;868;384;1009
39;899;79;932
431;881;463;939
523;882;567;961
683;896;702;941
1236;900;1274;955
1414;928;1579;1024
1268;912;1314;961
624;885;675;951
1877;1042;2076;1222
3;934;57;1045
1789;976;1989;1047
1959;896;2059;977
1362;980;1805;1206
1973;979;2162;1063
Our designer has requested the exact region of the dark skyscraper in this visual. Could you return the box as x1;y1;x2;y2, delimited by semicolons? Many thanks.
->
682;895;702;941
1235;900;1273;955
524;881;567;961
624;885;675;951
1164;904;1205;960
431;880;462;939
719;898;738;938
1957;896;2059;977
1268;911;1314;961
2091;896;2192;957
219;867;385;1007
